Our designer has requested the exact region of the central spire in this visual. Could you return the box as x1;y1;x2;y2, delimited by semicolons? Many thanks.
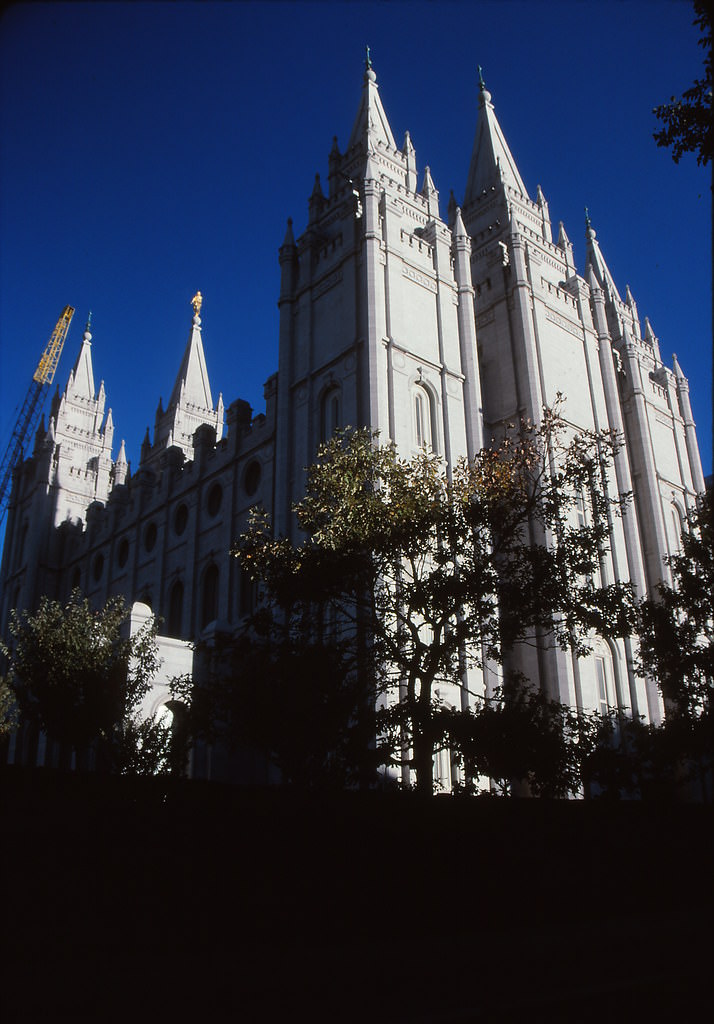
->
168;292;214;411
463;67;528;206
347;48;396;152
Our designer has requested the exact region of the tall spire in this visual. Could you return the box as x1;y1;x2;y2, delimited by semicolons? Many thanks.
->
464;67;528;206
347;49;396;152
149;293;223;462
168;294;214;411
69;319;96;400
584;212;622;302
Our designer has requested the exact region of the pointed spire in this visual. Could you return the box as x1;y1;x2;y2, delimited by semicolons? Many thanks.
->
585;260;601;295
33;413;47;455
536;184;552;242
557;221;575;275
140;427;151;463
421;165;439;218
453;205;468;239
464;68;528;206
644;317;661;362
402;129;417;192
167;294;214;411
672;352;685;382
309;173;325;221
281;217;296;249
584;211;622;303
114;438;128;486
447;189;458;228
68;321;96;400
347;50;396;152
328;135;342;196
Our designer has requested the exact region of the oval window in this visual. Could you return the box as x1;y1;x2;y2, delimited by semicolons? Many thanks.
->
244;460;261;496
174;503;189;536
145;523;157;552
207;483;223;517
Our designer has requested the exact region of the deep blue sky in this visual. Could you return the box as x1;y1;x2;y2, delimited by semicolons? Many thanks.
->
1;1;711;502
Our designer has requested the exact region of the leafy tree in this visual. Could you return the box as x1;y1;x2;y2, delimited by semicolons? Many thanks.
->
0;675;17;739
638;492;712;717
441;680;600;798
653;1;712;166
2;592;172;775
236;406;637;795
637;492;713;796
172;620;378;789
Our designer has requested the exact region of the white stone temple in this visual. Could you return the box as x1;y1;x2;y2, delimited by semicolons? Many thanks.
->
0;60;705;780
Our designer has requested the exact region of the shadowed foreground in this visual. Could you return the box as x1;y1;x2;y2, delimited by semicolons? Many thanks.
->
2;769;710;1022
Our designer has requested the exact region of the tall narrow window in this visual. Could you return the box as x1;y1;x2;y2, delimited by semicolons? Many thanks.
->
168;580;184;638
670;506;683;553
575;490;587;528
595;657;609;715
201;563;219;629
413;385;433;450
321;387;341;442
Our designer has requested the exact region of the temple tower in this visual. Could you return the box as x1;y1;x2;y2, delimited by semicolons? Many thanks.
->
274;55;484;538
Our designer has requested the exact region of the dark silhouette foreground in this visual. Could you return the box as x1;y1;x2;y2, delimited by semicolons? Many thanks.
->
2;768;711;1022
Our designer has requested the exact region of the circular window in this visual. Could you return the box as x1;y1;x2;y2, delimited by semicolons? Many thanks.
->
207;482;223;517
244;460;261;496
117;538;129;568
93;553;104;582
145;523;157;552
174;503;189;536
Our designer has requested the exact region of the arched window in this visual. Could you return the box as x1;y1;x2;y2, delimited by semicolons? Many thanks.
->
201;563;219;629
670;502;684;554
321;387;341;442
413;383;434;451
168;580;184;638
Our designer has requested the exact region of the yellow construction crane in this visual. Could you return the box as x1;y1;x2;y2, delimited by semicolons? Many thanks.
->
0;305;75;523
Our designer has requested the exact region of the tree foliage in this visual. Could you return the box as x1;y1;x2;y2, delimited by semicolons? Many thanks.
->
2;592;172;775
636;492;713;796
653;1;713;166
0;675;17;739
235;406;637;794
638;492;713;717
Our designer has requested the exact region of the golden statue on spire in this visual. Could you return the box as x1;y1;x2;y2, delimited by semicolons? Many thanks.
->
191;291;203;316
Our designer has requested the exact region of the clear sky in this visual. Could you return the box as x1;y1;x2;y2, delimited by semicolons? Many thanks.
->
0;1;711;517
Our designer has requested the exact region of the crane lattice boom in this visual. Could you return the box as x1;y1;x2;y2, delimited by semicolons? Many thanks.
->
0;306;75;524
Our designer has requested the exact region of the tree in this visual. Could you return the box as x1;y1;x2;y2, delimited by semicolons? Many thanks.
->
172;618;378;789
442;681;601;799
636;492;713;796
0;675;17;739
653;1;713;166
236;406;637;795
2;592;173;775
